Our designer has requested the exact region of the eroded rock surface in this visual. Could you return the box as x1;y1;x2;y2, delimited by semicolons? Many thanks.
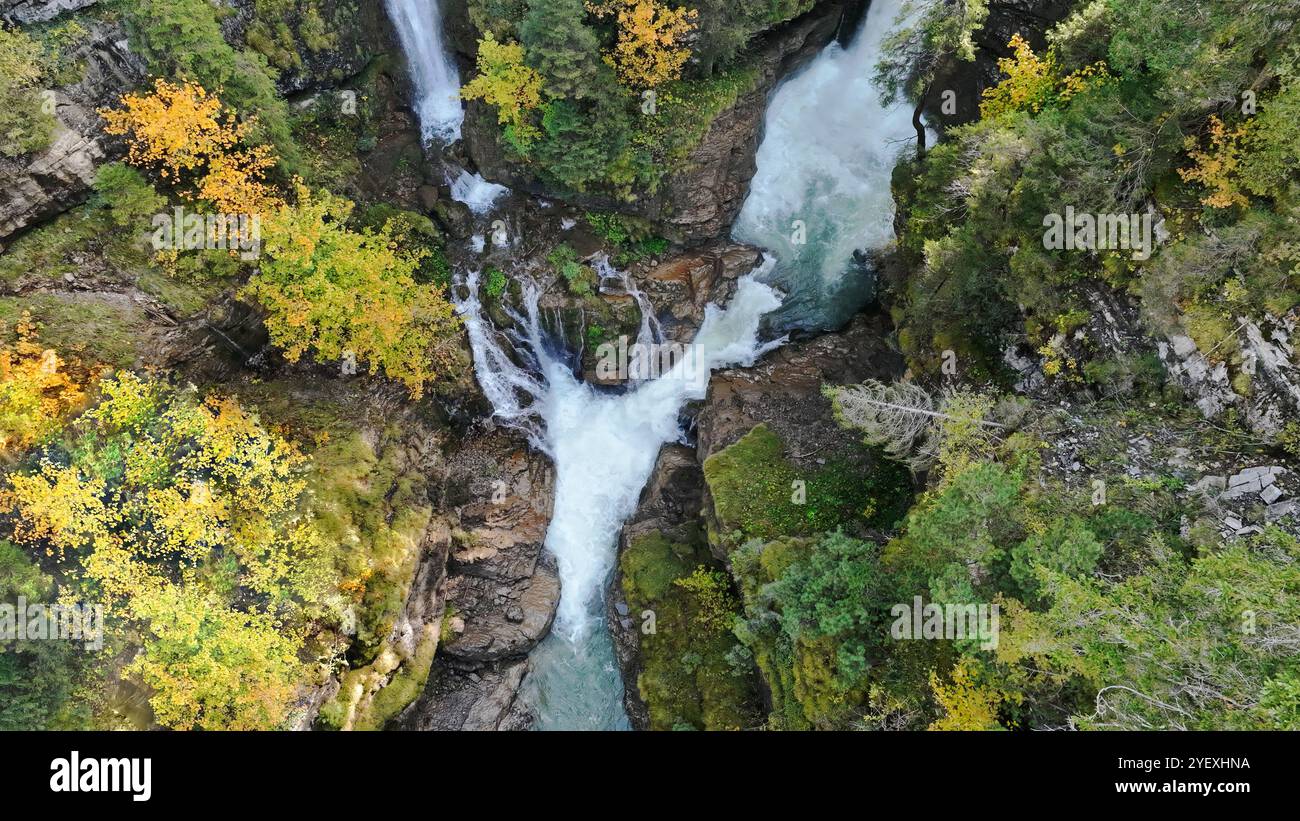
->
0;21;144;244
696;312;904;461
0;0;98;25
399;427;556;730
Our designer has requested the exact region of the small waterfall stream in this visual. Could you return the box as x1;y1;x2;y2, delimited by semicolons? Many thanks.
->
454;264;784;729
384;0;510;209
382;0;464;142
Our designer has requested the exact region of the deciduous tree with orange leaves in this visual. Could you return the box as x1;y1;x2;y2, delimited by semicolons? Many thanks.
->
101;79;280;217
586;0;697;90
0;314;88;461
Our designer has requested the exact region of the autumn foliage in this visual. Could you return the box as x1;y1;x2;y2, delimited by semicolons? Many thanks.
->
980;34;1110;120
0;314;87;460
102;82;463;395
587;0;697;90
1179;114;1250;209
462;32;544;149
2;373;332;729
101;79;280;216
246;183;463;398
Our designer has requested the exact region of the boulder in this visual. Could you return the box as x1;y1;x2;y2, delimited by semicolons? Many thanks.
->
0;0;98;25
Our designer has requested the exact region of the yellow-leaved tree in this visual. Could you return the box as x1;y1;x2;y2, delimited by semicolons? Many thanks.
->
928;658;1012;730
587;0;697;90
980;34;1111;120
101;79;280;216
462;32;544;151
2;372;336;729
246;183;463;398
1179;114;1250;209
0;314;88;461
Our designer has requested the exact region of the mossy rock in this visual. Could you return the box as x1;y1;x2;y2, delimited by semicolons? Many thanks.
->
702;423;912;550
0;293;155;369
619;531;762;730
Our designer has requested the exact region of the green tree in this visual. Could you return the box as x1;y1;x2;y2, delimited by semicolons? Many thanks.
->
520;0;609;101
0;27;56;157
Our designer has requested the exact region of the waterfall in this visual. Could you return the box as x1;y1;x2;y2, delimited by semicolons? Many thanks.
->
383;0;465;143
732;0;921;331
446;0;914;729
454;260;784;729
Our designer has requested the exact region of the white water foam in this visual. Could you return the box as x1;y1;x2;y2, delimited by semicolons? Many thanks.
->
454;259;783;728
732;0;921;330
450;168;510;215
382;0;465;142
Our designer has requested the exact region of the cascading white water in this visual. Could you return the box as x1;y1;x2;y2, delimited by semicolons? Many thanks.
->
383;0;465;142
443;0;914;729
733;0;920;331
455;260;783;729
448;168;510;215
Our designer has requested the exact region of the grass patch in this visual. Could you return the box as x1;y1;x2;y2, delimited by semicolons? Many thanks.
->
0;293;151;368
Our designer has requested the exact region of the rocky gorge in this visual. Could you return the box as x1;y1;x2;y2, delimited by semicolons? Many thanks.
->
3;0;1298;734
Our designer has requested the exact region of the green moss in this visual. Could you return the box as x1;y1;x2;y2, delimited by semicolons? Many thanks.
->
233;382;441;730
346;627;439;731
0;193;233;321
1182;302;1238;363
0;208;111;286
619;531;762;730
234;384;434;663
308;429;432;660
0;293;152;368
702;424;912;549
628;66;759;192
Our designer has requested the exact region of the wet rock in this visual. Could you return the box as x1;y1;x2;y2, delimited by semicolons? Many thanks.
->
417;184;441;212
398;658;532;731
639;242;764;343
695;312;905;462
402;428;556;729
441;557;559;661
432;197;474;239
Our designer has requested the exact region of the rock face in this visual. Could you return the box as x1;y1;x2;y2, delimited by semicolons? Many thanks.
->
0;21;145;245
453;4;846;245
639;243;764;342
922;0;1075;133
0;0;97;25
399;427;557;730
636;9;839;245
609;310;907;724
221;0;388;95
695;312;905;461
1157;314;1300;439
